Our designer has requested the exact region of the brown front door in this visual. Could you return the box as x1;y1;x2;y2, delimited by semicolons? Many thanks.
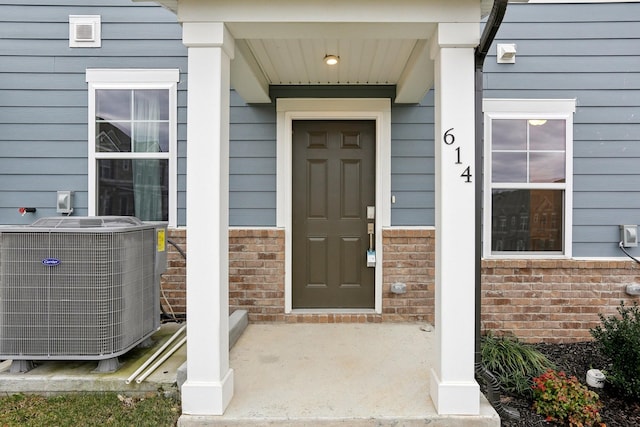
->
292;120;375;309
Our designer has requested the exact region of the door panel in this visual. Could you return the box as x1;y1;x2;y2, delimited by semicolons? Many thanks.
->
292;120;375;308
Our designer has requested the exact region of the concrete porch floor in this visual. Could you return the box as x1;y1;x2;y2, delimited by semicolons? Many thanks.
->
180;322;500;427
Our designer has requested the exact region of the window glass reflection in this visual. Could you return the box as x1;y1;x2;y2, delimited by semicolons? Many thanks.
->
95;89;170;153
529;120;565;151
492;189;563;252
492;119;526;150
492;152;527;183
96;122;131;152
96;90;131;121
97;159;168;221
530;152;565;183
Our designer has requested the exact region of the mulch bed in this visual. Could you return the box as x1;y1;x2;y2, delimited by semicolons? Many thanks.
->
496;342;640;427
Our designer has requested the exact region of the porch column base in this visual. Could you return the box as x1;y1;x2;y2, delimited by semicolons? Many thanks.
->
181;369;234;415
430;368;480;415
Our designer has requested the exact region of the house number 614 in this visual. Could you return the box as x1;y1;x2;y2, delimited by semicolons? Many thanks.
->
443;128;472;183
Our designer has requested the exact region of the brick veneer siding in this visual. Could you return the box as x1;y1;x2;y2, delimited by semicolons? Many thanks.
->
229;228;285;322
482;259;640;343
162;227;435;322
161;228;640;342
381;228;435;323
161;228;187;318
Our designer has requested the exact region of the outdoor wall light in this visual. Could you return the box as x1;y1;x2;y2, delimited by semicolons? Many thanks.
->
497;43;517;64
324;55;339;65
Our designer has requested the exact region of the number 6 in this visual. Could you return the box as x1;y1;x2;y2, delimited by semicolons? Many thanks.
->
443;128;455;145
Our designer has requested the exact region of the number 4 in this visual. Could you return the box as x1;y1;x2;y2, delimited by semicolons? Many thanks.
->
461;166;472;183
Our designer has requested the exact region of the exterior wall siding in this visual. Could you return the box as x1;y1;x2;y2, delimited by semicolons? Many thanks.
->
162;228;640;342
3;1;640;344
164;228;437;323
382;228;435;323
482;259;639;343
0;0;187;225
229;92;277;227
390;93;435;227
484;2;640;258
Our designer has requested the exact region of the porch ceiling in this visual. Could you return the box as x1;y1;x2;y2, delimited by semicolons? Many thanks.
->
147;0;496;103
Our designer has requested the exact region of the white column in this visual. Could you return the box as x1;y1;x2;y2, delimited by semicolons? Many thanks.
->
181;22;235;415
429;22;480;415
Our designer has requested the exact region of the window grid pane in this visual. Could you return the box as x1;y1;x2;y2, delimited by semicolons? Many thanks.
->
491;119;566;184
96;89;170;153
94;87;172;221
490;118;568;254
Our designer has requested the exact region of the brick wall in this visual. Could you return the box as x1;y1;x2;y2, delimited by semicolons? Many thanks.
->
161;227;435;323
229;228;285;322
161;227;640;342
381;228;435;323
482;259;640;343
161;228;187;318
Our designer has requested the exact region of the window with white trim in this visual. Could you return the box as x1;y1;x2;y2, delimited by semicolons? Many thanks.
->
483;99;575;257
86;69;178;226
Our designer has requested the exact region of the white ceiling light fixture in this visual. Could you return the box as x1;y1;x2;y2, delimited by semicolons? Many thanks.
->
497;43;517;64
324;55;339;65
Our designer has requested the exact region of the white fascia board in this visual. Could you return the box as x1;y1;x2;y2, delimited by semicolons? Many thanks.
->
226;22;435;40
178;0;481;24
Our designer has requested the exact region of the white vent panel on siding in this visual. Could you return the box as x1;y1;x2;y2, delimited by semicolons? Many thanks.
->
69;15;101;48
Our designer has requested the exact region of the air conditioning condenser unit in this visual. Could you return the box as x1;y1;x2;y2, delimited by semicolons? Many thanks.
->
0;217;166;371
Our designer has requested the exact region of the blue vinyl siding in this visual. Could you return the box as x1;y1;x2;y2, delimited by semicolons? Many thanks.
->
483;2;640;257
390;91;435;226
228;91;277;226
0;0;187;225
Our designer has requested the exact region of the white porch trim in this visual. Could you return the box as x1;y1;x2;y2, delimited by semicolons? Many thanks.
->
180;22;235;416
276;98;392;314
429;22;480;415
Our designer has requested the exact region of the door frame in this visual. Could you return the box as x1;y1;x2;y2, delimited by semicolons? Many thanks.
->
276;98;391;314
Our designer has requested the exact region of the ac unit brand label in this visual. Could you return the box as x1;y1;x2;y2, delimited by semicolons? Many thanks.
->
42;258;61;266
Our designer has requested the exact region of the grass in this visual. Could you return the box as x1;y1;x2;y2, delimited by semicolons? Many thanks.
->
0;392;181;427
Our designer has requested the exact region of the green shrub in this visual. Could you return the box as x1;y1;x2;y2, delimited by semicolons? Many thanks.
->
532;369;603;427
591;301;640;399
481;333;555;396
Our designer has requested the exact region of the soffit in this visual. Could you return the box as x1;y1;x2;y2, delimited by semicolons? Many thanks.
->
145;0;492;103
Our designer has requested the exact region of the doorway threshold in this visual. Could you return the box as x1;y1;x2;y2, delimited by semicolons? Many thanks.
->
285;309;381;323
291;308;376;314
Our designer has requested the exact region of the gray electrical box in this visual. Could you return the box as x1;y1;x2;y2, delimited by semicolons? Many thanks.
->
620;224;638;247
56;190;74;214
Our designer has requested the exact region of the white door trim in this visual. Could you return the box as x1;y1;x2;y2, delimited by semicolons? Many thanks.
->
276;98;391;314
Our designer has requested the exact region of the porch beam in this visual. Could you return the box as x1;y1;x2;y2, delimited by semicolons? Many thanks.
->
429;22;480;415
232;40;270;103
181;22;235;416
178;0;481;24
395;39;434;104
